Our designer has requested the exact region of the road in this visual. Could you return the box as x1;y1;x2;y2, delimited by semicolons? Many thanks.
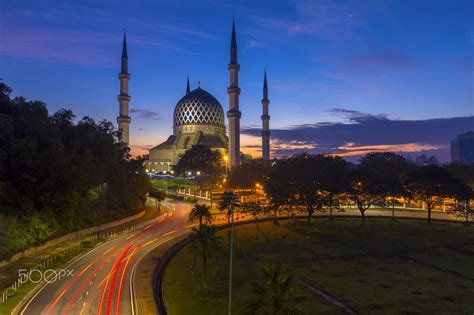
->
18;199;459;315
19;200;194;315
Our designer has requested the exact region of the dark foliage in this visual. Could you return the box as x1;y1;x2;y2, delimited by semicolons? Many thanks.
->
0;83;150;257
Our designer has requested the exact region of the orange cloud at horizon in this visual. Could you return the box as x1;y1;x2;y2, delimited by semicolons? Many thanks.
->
130;135;445;161
332;142;446;157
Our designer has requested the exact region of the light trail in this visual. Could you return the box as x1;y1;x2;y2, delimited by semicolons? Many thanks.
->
116;246;139;315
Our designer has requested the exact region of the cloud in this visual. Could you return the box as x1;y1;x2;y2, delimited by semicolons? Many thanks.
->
130;109;160;120
332;143;446;157
245;39;260;49
0;25;115;66
329;108;388;123
248;0;387;43
242;109;474;162
343;51;417;70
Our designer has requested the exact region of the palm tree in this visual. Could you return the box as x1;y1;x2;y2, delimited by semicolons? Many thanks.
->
218;191;241;224
218;191;241;315
245;263;304;315
189;204;212;227
190;224;220;288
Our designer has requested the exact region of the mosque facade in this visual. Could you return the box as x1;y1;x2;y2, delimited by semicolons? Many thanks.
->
116;22;271;172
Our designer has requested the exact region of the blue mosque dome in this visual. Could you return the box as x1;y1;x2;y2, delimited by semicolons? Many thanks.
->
173;87;225;127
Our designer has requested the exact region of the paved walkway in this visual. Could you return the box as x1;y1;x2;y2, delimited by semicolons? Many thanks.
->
209;206;462;224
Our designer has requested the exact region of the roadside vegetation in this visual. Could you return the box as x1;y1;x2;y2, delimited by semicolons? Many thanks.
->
0;237;103;314
0;82;150;259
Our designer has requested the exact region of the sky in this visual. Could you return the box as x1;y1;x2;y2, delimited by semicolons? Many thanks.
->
1;0;473;162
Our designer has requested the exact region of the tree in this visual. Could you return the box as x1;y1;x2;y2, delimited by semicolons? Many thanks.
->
228;160;269;190
241;200;266;238
445;162;474;188
448;181;474;225
218;191;241;314
318;156;351;220
149;188;167;211
265;154;337;223
190;224;220;288
189;204;212;227
244;263;304;315
0;81;150;258
173;144;224;189
405;165;459;224
218;191;241;224
359;152;412;219
346;168;385;221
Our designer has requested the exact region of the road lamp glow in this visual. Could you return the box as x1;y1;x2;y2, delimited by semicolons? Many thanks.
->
197;171;201;175
188;171;192;176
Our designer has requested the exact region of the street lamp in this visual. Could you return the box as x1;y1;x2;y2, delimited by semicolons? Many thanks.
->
224;155;229;176
197;171;201;176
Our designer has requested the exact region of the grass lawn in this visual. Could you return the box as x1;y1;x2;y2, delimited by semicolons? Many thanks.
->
163;218;474;314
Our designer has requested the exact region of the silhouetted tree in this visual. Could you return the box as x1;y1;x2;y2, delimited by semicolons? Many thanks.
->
218;191;241;311
359;152;412;219
228;159;269;190
189;204;212;227
405;165;459;224
173;144;223;189
241;200;266;238
445;162;474;188
149;188;167;211
0;82;150;257
244;263;304;315
346;167;385;221
265;154;331;223
448;181;474;225
190;224;220;288
319;156;351;220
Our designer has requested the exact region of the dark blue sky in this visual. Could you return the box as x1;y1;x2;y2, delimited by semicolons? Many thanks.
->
1;0;472;161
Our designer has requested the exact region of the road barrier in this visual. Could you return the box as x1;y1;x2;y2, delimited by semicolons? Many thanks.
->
0;210;174;306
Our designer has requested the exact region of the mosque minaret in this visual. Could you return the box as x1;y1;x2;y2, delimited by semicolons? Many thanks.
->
117;32;131;146
226;20;242;169
261;70;271;161
118;21;271;172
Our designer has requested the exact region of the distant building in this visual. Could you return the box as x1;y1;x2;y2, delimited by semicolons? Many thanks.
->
415;154;439;166
451;131;474;164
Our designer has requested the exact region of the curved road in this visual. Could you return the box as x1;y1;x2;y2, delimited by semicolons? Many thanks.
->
19;200;193;315
18;199;459;315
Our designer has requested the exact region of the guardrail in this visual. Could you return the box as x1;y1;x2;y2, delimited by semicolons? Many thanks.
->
0;211;168;306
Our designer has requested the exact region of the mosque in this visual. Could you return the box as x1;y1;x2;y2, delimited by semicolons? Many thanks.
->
115;21;271;172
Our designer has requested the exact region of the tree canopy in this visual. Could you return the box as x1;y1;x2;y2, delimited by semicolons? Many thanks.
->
173;144;224;189
0;82;150;258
